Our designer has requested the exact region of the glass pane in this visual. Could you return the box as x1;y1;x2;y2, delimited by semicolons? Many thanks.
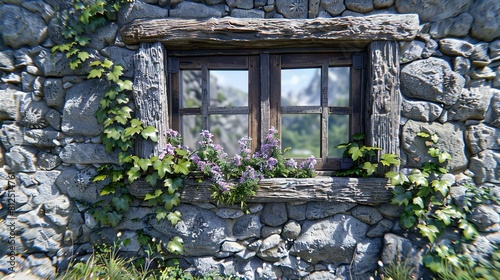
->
328;67;350;107
281;68;320;106
181;115;202;149
209;114;248;156
281;114;320;158
182;70;202;108
328;115;350;157
210;70;248;107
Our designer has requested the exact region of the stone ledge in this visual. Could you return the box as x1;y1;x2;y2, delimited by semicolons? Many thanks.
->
120;14;420;49
129;176;394;205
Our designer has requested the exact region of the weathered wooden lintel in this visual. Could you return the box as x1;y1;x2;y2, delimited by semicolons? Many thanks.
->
128;177;394;205
120;14;419;49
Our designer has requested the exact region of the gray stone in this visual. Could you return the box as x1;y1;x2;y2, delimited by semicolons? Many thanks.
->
351;206;383;225
22;0;54;22
470;0;500;41
449;13;474;38
282;220;301;240
277;255;310;279
287;203;306;221
21;227;61;253
101;46;135;78
305;201;355;220
59;143;118;164
453;56;471;75
24;129;63;147
0;5;48;48
261;202;287;226
470;205;500;231
221;241;245;253
471;43;491;67
118;1;169;25
448;87;493;121
373;0;394;9
439;39;474;57
235;0;253;9
62;79;106;136
233;214;261;239
402;120;467;171
466;123;500;155
247;203;263;213
22;72;37;93
25;254;55;279
352;239;382;275
345;0;374;13
276;0;308;18
43;79;65;109
470;67;496;80
87;22;119;51
1;123;27;149
15;48;33;67
0;89;27;121
291;215;369;264
235;248;257;260
18;208;50;227
20;96;50;129
308;0;320;18
230;8;265;18
490;40;500;62
262;226;282;238
400;40;425;63
6;146;38;172
151;204;227;256
0;50;15;72
216;208;244;219
257;234;287;262
402;99;443;122
55;167;104;204
485;89;500;128
401;58;465;106
45;109;62;130
367;219;393;238
33;182;60;205
320;0;346;16
33;49;91;77
395;0;471;22
170;1;222;18
469;150;500;184
381;233;422;275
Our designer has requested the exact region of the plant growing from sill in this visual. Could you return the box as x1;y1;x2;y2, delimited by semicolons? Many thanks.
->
190;127;317;207
334;133;400;177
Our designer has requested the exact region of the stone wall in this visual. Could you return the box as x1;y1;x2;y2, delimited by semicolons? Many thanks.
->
0;0;499;279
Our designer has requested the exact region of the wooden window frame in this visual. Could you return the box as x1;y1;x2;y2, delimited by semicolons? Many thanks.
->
167;50;364;171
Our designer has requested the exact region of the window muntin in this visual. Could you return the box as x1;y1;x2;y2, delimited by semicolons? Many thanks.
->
170;52;363;170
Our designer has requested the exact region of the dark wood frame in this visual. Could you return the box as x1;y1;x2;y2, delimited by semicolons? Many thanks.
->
168;50;364;171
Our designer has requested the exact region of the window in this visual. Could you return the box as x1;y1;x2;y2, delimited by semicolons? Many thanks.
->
168;51;365;170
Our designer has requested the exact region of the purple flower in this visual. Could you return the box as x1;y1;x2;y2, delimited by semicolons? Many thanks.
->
285;158;297;168
166;129;179;139
265;157;278;170
299;155;317;170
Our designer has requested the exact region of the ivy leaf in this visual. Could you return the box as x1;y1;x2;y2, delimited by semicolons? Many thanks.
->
124;125;142;137
362;162;377;176
167;210;182;226
69;59;82;70
412;196;424;209
153;157;173;178
174;158;191;175
127;166;141;182
352;133;365;141
162;192;181;210
417;132;430;138
459;220;477;240
435;209;451;226
77;51;90;61
88;68;105;79
431;134;439;143
380;153;400;167
146;173;158;187
112;196;130;212
438;151;452;164
118;79;133;91
137;158;151;171
102;58;113;68
144;189;163;201
348;146;363;161
423;255;442;273
106;211;122;227
130;119;143;128
107;65;123;82
391;185;412;206
417;224;439;243
409;170;428;187
432;179;450;196
141;126;158;142
100;185;116;196
167;236;184;255
386;171;408;186
93;174;108;182
156;208;167;221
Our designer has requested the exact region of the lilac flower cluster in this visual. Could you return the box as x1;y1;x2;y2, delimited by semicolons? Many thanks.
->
159;129;189;160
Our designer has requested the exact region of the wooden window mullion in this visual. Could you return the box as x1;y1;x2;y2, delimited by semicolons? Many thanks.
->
249;55;260;151
201;64;209;130
320;61;329;162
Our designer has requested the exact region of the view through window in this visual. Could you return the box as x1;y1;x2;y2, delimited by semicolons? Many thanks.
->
169;52;364;170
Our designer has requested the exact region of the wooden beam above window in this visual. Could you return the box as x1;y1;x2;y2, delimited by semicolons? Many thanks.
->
120;14;419;49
